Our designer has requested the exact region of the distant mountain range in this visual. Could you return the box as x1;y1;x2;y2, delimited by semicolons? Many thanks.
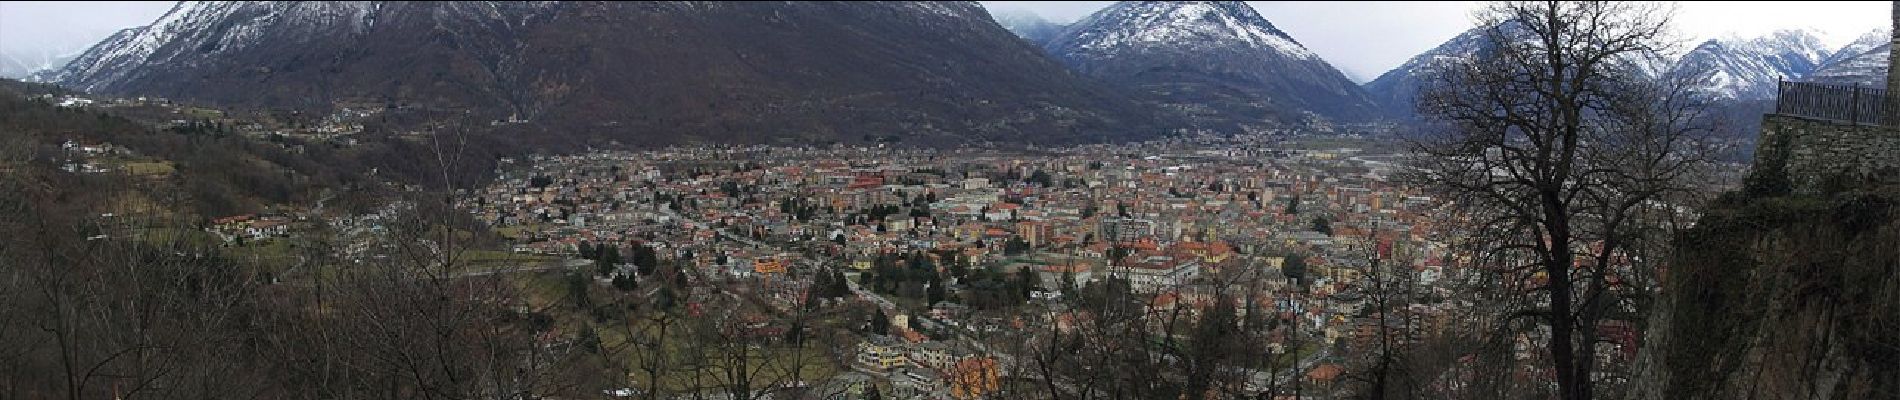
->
1667;30;1833;100
1360;25;1893;120
1807;29;1890;86
992;9;1066;46
32;0;1900;146
1360;26;1494;119
39;1;1179;147
0;48;79;80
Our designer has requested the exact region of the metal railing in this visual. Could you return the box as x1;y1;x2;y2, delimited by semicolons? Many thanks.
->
1773;80;1892;126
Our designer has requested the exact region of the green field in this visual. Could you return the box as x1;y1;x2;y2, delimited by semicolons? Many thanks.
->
461;249;558;264
133;227;223;249
226;238;298;274
1270;342;1324;371
494;225;537;240
121;161;175;176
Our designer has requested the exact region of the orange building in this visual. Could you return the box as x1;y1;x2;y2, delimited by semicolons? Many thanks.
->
754;256;787;274
948;356;1000;400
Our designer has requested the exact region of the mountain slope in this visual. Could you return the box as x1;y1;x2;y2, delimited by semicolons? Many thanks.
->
1362;26;1494;119
1807;29;1890;87
1668;30;1831;101
991;9;1067;46
45;1;1174;147
1367;26;1821;121
1044;1;1381;129
0;48;79;80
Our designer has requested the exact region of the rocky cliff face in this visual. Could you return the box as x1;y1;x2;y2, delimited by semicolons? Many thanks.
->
45;1;1175;146
1044;1;1381;129
1645;181;1900;400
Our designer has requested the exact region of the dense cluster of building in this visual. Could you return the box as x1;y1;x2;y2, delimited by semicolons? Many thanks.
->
455;135;1500;397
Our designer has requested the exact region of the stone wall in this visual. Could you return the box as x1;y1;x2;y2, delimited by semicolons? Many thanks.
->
1754;114;1900;193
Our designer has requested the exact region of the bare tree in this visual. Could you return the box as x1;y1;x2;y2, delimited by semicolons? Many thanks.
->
1338;227;1423;400
1412;2;1711;399
1003;252;1288;400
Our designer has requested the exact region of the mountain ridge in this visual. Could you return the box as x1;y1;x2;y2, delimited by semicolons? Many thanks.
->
1043;1;1382;130
43;1;1177;147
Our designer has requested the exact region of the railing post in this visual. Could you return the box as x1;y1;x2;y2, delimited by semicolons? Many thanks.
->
1852;84;1862;124
1776;80;1786;115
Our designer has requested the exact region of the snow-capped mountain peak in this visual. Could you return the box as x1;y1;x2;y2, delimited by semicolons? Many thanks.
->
1807;29;1892;86
1041;1;1378;126
1668;29;1833;100
45;1;383;91
1051;1;1316;60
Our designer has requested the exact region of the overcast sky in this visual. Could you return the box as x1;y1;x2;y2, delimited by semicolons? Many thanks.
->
0;2;177;58
1;1;1890;82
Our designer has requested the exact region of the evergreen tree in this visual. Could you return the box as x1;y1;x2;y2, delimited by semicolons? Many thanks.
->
1015;267;1041;300
1027;170;1053;187
565;272;593;310
633;244;658;276
926;276;946;305
576;325;602;354
596;244;622;276
1283;254;1308;285
832;270;851;298
578;240;597;260
611;274;637;291
655;285;678;311
870;308;890;335
1060;268;1077;296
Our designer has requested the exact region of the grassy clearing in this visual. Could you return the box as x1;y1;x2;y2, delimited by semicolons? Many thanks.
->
511;272;843;395
613;319;842;393
494;225;537;240
133;227;223;249
226;238;298;274
1269;342;1323;371
461;249;558;265
120;161;175;176
182;108;224;118
107;190;165;215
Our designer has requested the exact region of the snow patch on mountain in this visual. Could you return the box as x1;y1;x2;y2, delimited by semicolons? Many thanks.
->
990;8;1067;46
1365;22;1680;119
45;1;386;91
1052;1;1315;60
1;48;80;80
1669;30;1832;100
1043;1;1378;125
1807;29;1890;87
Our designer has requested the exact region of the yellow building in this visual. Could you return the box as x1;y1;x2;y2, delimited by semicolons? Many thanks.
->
857;337;909;370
